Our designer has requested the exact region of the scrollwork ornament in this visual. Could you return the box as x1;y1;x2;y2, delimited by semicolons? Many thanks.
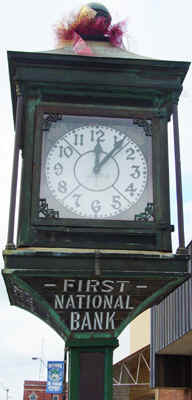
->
39;198;60;219
133;119;152;136
135;202;154;222
42;113;63;131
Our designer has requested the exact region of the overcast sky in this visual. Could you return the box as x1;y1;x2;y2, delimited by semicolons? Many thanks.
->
0;1;192;400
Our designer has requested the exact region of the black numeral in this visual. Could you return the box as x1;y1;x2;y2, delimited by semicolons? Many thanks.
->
58;180;67;193
91;129;105;142
130;165;140;179
73;194;81;207
126;147;135;160
125;183;137;196
111;195;121;210
54;162;63;176
59;145;73;158
91;200;101;215
74;134;84;146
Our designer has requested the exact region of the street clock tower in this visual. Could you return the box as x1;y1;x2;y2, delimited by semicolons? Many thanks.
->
2;4;190;400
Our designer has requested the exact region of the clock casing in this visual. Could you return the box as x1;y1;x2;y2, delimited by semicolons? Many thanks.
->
6;47;187;251
18;101;172;251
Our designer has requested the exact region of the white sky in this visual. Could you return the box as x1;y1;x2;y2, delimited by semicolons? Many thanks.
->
0;1;192;400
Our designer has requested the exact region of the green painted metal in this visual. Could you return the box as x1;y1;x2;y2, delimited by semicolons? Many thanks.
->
8;51;189;116
114;276;186;337
4;37;190;400
17;97;41;247
5;47;190;251
68;346;80;400
2;266;189;341
5;272;71;340
71;332;113;340
66;338;118;348
18;100;174;251
104;347;114;400
3;246;189;274
67;338;118;400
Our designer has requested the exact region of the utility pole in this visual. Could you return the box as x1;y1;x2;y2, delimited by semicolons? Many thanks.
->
6;388;9;400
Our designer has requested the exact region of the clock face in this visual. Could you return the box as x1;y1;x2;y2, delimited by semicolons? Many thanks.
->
39;114;153;221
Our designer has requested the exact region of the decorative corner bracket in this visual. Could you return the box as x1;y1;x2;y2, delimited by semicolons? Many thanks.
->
39;198;59;219
133;119;152;136
135;202;154;222
43;113;63;131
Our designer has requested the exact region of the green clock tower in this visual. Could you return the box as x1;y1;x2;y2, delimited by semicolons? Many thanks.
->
2;4;190;400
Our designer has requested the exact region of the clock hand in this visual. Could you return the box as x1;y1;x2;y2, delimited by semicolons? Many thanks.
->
93;140;104;172
93;136;126;174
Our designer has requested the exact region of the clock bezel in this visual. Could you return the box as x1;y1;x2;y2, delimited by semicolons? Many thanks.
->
31;103;154;229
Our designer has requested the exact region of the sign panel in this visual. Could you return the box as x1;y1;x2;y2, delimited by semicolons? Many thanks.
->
46;361;64;394
53;278;132;331
23;276;163;333
8;269;188;339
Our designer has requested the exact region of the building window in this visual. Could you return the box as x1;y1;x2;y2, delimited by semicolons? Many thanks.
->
29;393;37;400
52;395;59;400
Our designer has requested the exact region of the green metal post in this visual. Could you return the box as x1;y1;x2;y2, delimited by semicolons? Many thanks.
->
67;338;119;400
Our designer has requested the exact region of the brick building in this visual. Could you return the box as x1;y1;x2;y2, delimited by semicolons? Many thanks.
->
23;381;68;400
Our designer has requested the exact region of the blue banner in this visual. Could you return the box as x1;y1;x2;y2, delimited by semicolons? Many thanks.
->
46;361;64;394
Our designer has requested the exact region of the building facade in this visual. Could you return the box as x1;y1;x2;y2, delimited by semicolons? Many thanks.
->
23;381;68;400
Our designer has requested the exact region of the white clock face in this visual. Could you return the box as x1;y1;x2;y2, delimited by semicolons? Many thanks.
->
40;115;153;220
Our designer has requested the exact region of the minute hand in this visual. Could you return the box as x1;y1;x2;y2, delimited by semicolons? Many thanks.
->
93;137;126;174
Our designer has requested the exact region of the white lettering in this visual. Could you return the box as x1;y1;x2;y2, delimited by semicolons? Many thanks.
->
92;295;102;309
103;295;113;309
77;280;83;292
65;295;75;309
114;296;124;309
117;281;130;293
54;295;64;309
76;294;86;308
86;295;91;308
70;311;118;331
63;280;75;292
126;295;130;309
102;280;114;293
81;312;92;330
54;280;132;332
93;312;103;330
86;280;100;292
105;312;115;329
70;312;80;330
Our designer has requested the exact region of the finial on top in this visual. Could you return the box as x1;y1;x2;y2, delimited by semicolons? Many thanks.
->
78;3;112;40
55;3;128;54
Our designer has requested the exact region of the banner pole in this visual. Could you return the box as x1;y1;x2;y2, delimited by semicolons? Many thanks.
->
63;347;67;400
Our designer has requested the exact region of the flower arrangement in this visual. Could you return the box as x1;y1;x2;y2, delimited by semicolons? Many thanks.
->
55;3;128;55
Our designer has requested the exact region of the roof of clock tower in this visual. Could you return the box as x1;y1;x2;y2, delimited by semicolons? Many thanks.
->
44;41;152;60
7;3;190;123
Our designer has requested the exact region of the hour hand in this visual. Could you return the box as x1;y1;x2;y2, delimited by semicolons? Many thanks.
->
93;141;103;173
